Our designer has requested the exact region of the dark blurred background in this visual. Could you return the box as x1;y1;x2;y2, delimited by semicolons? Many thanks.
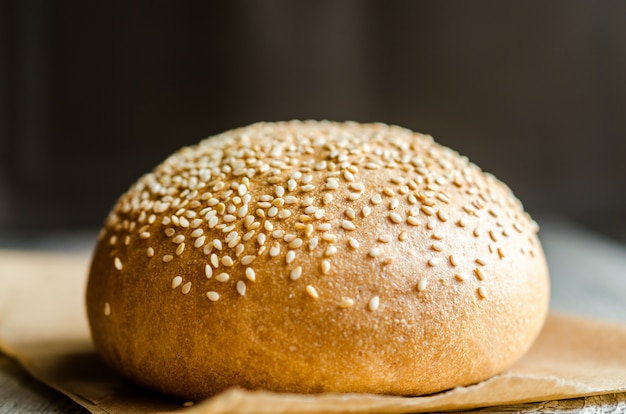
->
1;1;625;243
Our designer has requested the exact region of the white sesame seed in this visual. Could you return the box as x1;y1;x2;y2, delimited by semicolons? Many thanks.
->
431;242;444;251
421;205;436;216
368;296;380;311
427;257;441;267
309;237;319;250
449;254;459;267
369;248;382;257
114;257;123;270
388;212;402;224
323;193;333;204
321;233;338;243
371;194;382;205
325;245;338;256
306;285;319;299
267;206;278;217
104;302;111;316
474;268;486;280
289;238;303;249
181;282;192;294
406;216;420;226
301;184;315;192
455;273;467;282
302;174;313;184
172;276;183;288
382;187;395;197
365;162;380;170
284;195;298;204
341;220;356;230
236;280;246;296
378;234;392;243
475;257;489;266
140;231;151;239
245;267;256;282
343;170;355;181
269;245;280;257
340;298;355;308
432;231;445;240
163;255;174;263
191;228;204;238
344;207;356;219
321;260;331;274
325;178;339;190
348;238;360;249
362;206;371;217
179;217;190;227
240;255;256;265
349;182;364;192
314;209;325;219
222;256;234;267
147;247;154;257
290;266;303;281
176;243;185;255
206;291;220;301
477;286;487;299
216;273;230;282
286;250;296;264
210;253;219;268
417;278;428;292
389;199;399;209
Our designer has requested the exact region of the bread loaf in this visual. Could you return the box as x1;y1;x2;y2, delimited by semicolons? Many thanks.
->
86;121;549;400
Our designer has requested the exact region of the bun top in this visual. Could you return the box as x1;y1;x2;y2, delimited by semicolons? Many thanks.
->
89;120;549;398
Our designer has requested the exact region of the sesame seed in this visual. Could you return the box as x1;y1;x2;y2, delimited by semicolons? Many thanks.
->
163;255;174;263
257;233;266;245
140;231;151;239
477;286;487;299
114;257;123;270
341;220;356;230
428;257;441;267
475;257;489;266
321;260;331;274
289;238;303;249
417;278;428;292
407;216;420;226
191;228;204;238
325;245;338;256
206;291;220;301
301;184;315;192
267;206;278;217
371;194;382;205
181;282;192;294
389;199;399;209
382;187;395;197
286;250;296;264
309;237;319;250
421;205;436;216
104;302;111;316
290;266;303;280
216;273;230;282
284;195;298;204
323;193;333;204
306;285;319;299
474;268;486;280
222;256;234;267
176;243;185;255
362;206;371;217
432;231;445;240
321;233;337;242
340;298;355;308
378;234;392;243
398;231;408;241
146;247;154;257
497;247;506;258
348;238;360;249
269;245;280;257
365;162;380;169
449;254;459;267
368;296;380;311
236;281;246;296
455;273;467;282
172;276;183;288
245;267;256;282
278;209;291;219
369;248;381;257
210;254;219;268
489;230;499;242
302;174;313;184
349;182;365;192
431;242;444;251
325;178;339;190
389;212;402;224
241;255;256;265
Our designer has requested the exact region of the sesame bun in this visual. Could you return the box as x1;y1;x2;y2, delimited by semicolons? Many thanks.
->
86;121;549;400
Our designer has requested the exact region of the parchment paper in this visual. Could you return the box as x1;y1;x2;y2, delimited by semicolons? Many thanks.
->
1;249;626;414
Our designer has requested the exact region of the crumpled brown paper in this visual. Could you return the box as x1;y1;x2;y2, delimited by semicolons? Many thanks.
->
1;249;626;414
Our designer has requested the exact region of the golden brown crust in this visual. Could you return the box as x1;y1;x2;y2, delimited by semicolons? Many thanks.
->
86;121;549;400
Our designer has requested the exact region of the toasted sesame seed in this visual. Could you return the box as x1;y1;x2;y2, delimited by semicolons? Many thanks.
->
369;248;381;257
216;273;230;282
222;256;234;267
344;207;356;219
497;247;506;259
104;302;111;316
290;266;303;281
428;257;441;267
417;278;428;292
245;267;256;282
241;255;256;265
146;247;154;257
114;257;123;270
176;243;185;255
206;291;220;301
398;231;408;241
348;237;360;249
306;285;319;299
172;276;183;288
140;231;151;239
163;255;174;263
368;296;380;311
340;298;355;308
477;286;487;299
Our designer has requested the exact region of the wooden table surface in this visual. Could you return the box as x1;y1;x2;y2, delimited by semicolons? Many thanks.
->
1;217;626;413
